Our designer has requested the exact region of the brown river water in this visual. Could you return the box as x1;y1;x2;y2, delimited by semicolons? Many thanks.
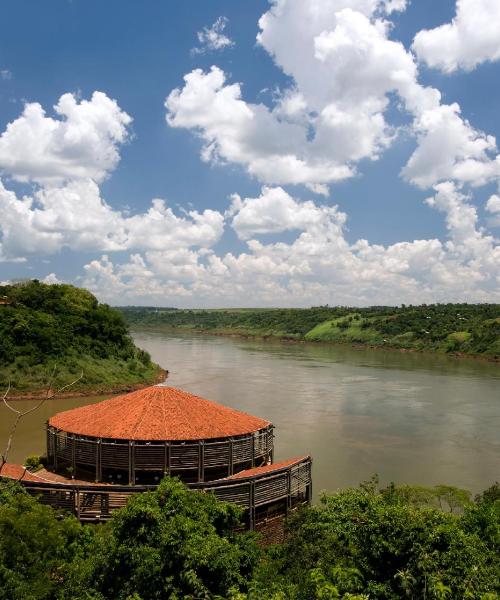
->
1;330;499;498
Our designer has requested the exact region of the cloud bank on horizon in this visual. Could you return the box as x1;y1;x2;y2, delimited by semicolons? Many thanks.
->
0;0;499;306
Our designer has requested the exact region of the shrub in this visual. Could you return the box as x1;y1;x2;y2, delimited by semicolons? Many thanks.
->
23;455;42;471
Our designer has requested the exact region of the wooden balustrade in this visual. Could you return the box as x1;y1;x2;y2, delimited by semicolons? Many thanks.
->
46;424;275;484
10;456;312;529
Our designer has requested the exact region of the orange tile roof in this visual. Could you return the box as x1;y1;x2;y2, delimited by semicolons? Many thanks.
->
0;463;46;482
226;456;310;480
0;464;114;487
48;385;271;441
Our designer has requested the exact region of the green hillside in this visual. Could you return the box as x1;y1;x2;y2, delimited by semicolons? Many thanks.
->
121;304;500;359
0;281;163;395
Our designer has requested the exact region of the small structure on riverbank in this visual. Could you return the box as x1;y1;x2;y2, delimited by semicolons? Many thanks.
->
1;385;312;541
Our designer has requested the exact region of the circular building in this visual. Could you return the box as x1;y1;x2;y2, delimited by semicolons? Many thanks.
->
47;385;274;485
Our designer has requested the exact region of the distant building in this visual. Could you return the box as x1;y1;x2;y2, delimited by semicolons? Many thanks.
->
1;385;312;543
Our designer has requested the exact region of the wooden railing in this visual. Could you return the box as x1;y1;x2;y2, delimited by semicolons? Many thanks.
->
10;456;312;528
193;457;312;528
47;425;275;482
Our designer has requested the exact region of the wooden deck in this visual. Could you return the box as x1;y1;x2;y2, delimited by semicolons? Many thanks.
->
1;456;312;528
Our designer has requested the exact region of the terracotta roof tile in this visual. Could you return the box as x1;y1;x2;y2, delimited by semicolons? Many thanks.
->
48;385;271;441
0;464;115;486
226;456;310;480
0;463;46;482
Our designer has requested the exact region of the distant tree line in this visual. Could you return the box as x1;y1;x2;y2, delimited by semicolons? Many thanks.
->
120;303;500;358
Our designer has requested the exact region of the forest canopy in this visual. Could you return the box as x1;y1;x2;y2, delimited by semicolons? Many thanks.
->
0;281;162;393
0;476;498;599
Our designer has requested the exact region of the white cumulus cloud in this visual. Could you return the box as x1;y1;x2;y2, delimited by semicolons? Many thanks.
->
0;178;224;261
402;103;500;188
0;91;132;185
486;194;500;214
486;193;500;227
166;0;500;195
229;186;345;240
413;0;500;73
80;186;499;307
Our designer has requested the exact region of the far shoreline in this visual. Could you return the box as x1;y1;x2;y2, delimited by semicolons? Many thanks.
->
131;325;500;365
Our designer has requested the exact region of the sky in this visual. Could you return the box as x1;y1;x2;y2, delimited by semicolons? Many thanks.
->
0;0;499;307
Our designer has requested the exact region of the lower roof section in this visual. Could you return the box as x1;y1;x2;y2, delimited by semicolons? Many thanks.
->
224;456;310;481
0;455;311;489
0;463;113;486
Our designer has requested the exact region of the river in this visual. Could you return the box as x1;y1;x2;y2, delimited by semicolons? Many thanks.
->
1;330;499;497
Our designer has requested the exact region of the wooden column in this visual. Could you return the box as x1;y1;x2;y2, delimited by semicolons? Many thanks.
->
96;439;102;483
128;441;133;485
270;427;275;464
198;441;205;482
76;489;81;521
307;462;313;503
286;470;292;513
251;435;255;467
46;425;51;466
228;439;234;476
249;481;255;531
54;430;58;472
131;441;135;486
71;434;76;479
164;441;170;476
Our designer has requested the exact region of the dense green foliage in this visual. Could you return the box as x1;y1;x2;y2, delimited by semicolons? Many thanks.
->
0;281;162;393
0;478;259;600
0;477;498;599
247;479;500;599
0;482;88;600
121;304;500;358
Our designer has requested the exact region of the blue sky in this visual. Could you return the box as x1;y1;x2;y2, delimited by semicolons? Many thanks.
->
0;0;499;306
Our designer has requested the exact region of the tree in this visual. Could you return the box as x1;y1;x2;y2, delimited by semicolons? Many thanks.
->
246;479;499;599
79;478;260;600
0;483;91;600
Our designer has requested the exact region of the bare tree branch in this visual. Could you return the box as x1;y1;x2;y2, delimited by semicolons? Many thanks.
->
0;370;83;480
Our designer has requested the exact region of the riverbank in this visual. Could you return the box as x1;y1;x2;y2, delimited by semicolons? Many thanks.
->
130;323;500;364
5;367;167;400
0;281;167;399
120;304;500;362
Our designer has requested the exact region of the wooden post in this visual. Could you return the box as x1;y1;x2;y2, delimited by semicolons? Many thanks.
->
46;425;51;466
286;470;292;513
164;441;169;476
96;439;102;483
128;441;133;485
76;489;81;521
307;461;312;503
249;481;255;531
228;439;234;476
270;427;275;464
198;441;205;482
54;430;58;472
71;434;76;479
131;441;135;486
251;434;255;467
